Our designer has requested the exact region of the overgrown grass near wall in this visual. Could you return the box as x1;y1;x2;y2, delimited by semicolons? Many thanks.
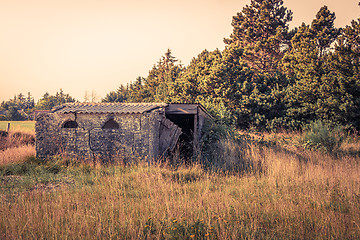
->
1;132;360;239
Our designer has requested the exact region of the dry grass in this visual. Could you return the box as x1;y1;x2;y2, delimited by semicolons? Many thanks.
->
0;145;35;166
0;129;35;166
0;131;360;239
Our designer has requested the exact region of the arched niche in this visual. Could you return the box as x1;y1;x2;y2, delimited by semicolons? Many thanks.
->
62;120;78;129
102;118;119;129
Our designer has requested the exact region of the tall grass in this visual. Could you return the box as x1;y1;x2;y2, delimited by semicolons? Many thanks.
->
1;131;360;239
0;145;35;166
0;128;35;165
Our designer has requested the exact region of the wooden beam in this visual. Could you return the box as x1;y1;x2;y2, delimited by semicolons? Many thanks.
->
193;106;198;155
165;104;198;115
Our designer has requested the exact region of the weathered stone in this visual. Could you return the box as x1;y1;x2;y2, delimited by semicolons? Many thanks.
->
35;103;210;163
36;110;166;163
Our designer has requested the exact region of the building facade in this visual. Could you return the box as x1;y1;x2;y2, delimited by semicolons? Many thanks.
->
36;103;209;162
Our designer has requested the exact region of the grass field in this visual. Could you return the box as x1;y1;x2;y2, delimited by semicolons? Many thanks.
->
0;121;35;133
1;130;360;239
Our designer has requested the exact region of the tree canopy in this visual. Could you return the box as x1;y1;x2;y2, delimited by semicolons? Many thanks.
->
224;0;293;74
102;2;359;131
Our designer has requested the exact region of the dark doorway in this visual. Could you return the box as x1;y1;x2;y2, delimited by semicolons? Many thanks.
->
165;114;194;159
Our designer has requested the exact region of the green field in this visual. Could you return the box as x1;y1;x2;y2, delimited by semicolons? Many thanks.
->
0;121;35;132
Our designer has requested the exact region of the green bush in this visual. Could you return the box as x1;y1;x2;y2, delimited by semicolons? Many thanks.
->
198;121;259;173
302;120;346;153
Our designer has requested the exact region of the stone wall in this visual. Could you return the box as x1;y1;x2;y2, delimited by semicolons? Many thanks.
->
36;109;164;162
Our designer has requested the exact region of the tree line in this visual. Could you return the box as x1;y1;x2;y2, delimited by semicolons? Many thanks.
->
103;1;360;131
0;90;76;120
2;0;359;132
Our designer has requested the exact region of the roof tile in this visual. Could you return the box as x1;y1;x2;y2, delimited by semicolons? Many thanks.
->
52;102;167;114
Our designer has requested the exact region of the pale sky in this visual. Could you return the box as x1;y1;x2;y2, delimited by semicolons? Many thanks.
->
0;0;359;102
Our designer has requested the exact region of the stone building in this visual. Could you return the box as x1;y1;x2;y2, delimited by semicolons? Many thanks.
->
36;102;210;162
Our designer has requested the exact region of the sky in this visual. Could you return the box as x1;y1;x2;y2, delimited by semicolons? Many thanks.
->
0;0;359;102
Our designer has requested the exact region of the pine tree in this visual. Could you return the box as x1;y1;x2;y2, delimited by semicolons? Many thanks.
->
173;43;286;129
280;7;342;128
102;85;129;103
170;49;222;103
25;92;34;110
280;23;320;126
142;49;183;102
127;77;146;102
310;6;340;58
224;0;292;74
35;89;76;110
323;18;360;129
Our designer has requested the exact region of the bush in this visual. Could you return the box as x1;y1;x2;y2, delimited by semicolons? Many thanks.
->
302;120;346;153
198;121;259;173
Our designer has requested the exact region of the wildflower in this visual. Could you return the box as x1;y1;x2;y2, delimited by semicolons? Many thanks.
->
205;233;210;236
223;220;228;223
173;219;177;223
190;235;195;238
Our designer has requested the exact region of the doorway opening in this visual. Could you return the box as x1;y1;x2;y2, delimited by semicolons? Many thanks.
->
165;114;194;159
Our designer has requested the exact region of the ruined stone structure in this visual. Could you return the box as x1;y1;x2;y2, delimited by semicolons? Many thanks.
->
36;103;209;162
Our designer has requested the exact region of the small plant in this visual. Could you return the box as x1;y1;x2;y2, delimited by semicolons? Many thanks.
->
302;120;346;153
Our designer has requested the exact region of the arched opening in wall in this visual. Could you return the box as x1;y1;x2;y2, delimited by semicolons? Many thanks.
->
102;119;119;129
63;120;78;128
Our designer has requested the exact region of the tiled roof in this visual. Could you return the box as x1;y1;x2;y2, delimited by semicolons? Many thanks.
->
51;102;168;114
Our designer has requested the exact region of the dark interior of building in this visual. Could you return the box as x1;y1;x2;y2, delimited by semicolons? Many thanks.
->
165;114;194;159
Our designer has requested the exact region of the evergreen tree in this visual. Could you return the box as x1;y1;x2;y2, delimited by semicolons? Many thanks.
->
102;91;120;103
310;6;340;58
140;49;183;102
35;89;76;110
323;18;360;129
0;92;35;120
171;49;223;103
6;106;25;121
25;92;35;111
100;5;359;131
127;77;146;102
281;7;341;128
281;23;323;127
174;43;287;130
102;85;129;103
224;0;292;74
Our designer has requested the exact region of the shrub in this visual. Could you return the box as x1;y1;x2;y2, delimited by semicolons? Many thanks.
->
302;120;346;153
198;121;260;173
